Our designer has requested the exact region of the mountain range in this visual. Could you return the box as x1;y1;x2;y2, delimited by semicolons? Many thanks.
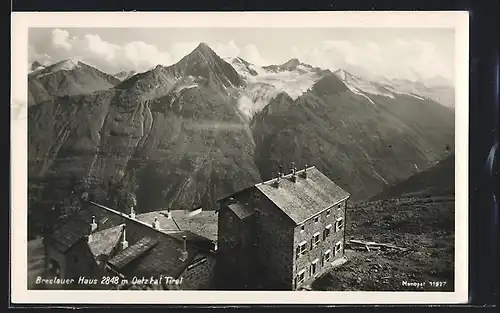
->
27;42;455;237
28;59;121;106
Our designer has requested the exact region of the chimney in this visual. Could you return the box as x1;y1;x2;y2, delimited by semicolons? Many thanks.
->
302;164;308;179
120;225;129;250
291;161;297;182
88;215;98;243
180;235;188;261
91;215;98;231
167;208;172;219
152;216;160;230
274;175;281;188
129;206;136;219
274;164;284;188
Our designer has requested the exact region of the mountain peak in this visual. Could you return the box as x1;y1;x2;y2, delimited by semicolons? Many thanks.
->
281;58;301;69
284;58;300;64
196;42;211;49
53;59;82;71
333;69;349;80
31;61;42;71
164;41;242;88
192;42;216;56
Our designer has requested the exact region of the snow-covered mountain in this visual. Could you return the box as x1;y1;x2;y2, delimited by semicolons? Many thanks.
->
227;55;455;113
113;70;137;81
225;57;330;117
29;59;83;78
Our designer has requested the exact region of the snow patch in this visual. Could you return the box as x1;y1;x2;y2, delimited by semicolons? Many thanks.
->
334;69;394;100
174;84;198;93
227;57;324;117
409;94;425;100
349;87;375;104
171;75;200;94
53;59;81;71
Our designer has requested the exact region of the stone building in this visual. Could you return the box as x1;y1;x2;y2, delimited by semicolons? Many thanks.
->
216;165;350;290
42;201;217;290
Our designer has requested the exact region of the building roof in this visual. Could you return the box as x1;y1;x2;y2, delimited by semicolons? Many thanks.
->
228;202;254;220
135;211;180;231
46;201;215;280
167;230;215;252
87;224;125;258
46;203;127;253
108;237;160;270
255;166;350;224
136;209;218;242
110;234;201;279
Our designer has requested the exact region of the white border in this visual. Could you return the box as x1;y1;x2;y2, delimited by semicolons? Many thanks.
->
11;11;469;304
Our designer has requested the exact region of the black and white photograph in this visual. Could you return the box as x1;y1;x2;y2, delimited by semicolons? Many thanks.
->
11;12;469;304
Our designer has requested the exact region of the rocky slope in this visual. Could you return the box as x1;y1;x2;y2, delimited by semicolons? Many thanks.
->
312;155;455;291
251;74;455;201
28;44;259;237
372;154;454;200
28;59;121;106
28;44;455;237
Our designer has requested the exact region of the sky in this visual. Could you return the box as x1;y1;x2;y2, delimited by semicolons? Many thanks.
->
28;27;455;81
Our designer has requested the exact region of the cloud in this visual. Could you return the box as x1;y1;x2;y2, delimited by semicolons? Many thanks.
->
122;41;172;69
28;45;52;65
40;28;451;82
239;44;268;65
170;42;199;62
48;29;172;73
212;40;240;59
43;29;274;74
83;34;117;61
292;39;453;81
51;29;73;51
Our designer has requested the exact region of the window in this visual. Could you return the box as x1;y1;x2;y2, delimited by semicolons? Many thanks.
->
337;202;343;210
296;241;308;258
324;224;332;239
336;217;344;232
326;209;331;217
297;269;306;284
73;255;78;263
335;241;342;255
300;224;305;232
312;232;321;247
323;249;332;265
311;259;319;276
314;216;320;223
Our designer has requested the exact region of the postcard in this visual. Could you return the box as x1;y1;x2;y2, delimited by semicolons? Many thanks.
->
11;11;469;304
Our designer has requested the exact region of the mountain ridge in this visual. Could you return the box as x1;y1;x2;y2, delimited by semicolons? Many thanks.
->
27;43;455;238
28;59;121;106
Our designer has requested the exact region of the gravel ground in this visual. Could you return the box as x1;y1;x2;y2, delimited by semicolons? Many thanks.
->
312;197;454;292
